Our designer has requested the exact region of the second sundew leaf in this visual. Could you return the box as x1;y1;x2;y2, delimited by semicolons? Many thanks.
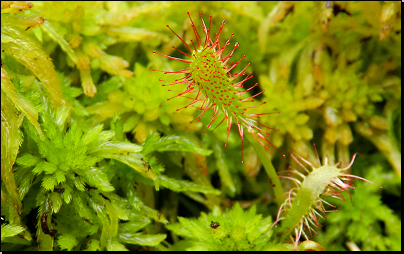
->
274;149;382;249
153;12;286;163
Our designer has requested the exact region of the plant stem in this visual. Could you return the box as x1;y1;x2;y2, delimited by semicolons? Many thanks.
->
245;132;284;203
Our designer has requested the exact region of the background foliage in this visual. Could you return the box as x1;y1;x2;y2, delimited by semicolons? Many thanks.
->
1;1;401;251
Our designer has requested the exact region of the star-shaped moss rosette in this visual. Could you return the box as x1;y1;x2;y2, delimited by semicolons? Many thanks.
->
165;202;274;251
8;93;218;250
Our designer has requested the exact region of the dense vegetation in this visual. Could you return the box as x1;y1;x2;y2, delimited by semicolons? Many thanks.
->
1;1;401;251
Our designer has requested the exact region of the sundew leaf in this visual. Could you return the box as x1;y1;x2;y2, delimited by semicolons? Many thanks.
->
142;134;212;156
317;164;400;251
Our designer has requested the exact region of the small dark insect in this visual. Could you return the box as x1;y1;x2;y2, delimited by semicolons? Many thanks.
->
140;157;151;171
210;221;220;229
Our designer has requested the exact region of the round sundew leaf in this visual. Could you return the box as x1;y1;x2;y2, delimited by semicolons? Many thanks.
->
153;13;284;163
